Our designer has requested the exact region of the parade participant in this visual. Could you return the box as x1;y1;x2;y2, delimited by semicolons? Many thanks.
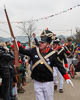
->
52;38;69;93
0;44;14;100
17;56;25;93
18;29;73;100
66;37;74;72
74;45;80;71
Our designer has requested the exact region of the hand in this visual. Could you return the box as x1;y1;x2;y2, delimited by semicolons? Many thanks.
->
66;79;74;87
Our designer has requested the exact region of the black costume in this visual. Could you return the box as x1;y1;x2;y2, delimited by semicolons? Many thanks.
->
19;46;68;82
66;44;74;58
0;46;14;100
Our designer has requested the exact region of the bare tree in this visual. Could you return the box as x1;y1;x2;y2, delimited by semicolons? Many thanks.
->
17;20;36;47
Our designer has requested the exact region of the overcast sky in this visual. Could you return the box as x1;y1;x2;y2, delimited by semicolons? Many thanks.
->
0;0;80;37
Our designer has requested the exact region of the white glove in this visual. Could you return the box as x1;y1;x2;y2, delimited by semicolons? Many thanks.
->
66;79;74;88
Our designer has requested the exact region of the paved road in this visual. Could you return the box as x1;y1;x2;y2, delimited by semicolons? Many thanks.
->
18;73;80;100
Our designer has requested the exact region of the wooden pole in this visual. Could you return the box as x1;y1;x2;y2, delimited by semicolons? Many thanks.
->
4;7;19;67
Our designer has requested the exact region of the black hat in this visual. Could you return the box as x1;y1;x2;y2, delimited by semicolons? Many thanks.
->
40;36;52;44
40;29;55;44
67;37;73;42
53;38;60;44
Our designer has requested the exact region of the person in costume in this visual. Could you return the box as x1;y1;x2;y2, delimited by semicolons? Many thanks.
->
17;29;73;100
66;37;74;72
52;38;69;93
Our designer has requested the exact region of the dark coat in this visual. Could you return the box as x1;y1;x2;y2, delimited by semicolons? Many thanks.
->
19;46;67;82
0;46;14;87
